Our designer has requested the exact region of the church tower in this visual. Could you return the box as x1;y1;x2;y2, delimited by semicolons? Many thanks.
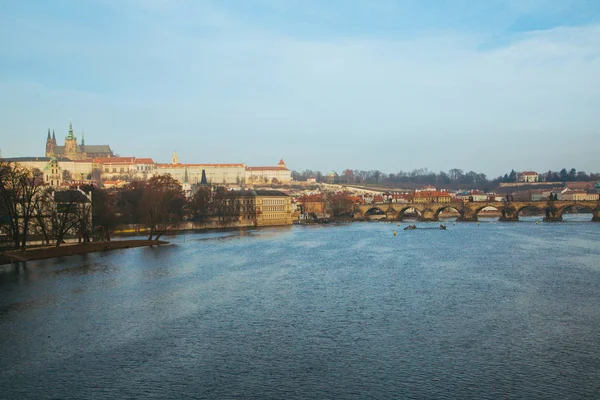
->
45;129;54;157
80;131;86;157
64;122;78;160
172;151;179;165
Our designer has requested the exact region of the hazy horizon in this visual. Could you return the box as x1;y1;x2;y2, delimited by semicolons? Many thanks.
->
1;0;599;177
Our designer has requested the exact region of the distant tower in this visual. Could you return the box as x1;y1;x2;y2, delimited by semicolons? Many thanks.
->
182;167;192;197
80;131;86;158
278;159;286;168
45;128;54;157
45;128;58;157
64;122;78;159
172;151;179;165
200;169;208;185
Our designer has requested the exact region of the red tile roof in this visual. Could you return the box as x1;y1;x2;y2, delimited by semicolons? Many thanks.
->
414;191;451;198
94;157;135;164
298;194;324;201
156;163;245;168
135;158;155;164
246;166;289;171
565;182;594;190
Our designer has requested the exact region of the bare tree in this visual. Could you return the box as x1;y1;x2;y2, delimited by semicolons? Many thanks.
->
52;190;91;247
31;187;55;245
326;192;354;217
92;189;118;241
0;161;45;249
187;187;212;221
139;175;186;240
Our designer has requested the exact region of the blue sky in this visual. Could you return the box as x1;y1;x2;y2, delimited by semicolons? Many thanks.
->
1;0;599;177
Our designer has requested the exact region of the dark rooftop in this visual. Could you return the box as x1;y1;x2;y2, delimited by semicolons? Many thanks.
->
54;190;90;203
254;190;289;196
3;157;51;162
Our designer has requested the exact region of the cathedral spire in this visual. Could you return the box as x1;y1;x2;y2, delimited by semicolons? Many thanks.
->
81;131;85;146
52;130;56;141
200;169;208;185
47;129;51;140
67;121;76;140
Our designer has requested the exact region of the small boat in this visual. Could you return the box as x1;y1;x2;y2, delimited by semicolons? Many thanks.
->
403;224;447;231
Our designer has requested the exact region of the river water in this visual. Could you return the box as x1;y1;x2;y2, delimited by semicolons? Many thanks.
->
1;217;600;399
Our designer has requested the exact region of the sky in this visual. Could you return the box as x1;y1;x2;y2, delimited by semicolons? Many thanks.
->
0;0;599;177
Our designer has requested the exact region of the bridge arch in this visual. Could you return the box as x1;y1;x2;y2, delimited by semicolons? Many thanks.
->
472;204;501;220
514;205;544;220
434;205;462;220
556;204;596;221
364;206;386;216
396;205;423;220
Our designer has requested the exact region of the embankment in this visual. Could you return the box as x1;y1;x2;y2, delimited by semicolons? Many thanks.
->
1;240;169;264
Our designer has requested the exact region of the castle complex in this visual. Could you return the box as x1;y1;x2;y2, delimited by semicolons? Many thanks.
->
45;122;113;160
1;123;292;187
0;122;292;187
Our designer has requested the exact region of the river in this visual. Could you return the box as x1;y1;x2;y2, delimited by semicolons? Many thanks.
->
1;216;600;399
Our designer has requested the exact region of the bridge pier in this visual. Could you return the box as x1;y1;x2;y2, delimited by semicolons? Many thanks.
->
543;216;563;222
385;211;398;221
419;209;438;222
456;215;478;222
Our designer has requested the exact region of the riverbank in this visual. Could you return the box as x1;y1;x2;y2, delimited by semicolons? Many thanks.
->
1;240;169;265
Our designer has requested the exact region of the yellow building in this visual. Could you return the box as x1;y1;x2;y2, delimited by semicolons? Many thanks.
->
413;191;452;203
562;191;600;201
255;190;293;226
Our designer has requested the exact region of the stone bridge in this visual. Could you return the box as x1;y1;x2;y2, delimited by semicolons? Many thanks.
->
354;200;600;222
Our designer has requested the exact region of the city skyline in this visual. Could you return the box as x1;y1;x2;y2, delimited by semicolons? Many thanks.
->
1;0;599;176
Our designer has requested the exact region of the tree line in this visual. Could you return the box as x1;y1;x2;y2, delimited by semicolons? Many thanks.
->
293;167;600;188
103;178;258;237
1;164;262;249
